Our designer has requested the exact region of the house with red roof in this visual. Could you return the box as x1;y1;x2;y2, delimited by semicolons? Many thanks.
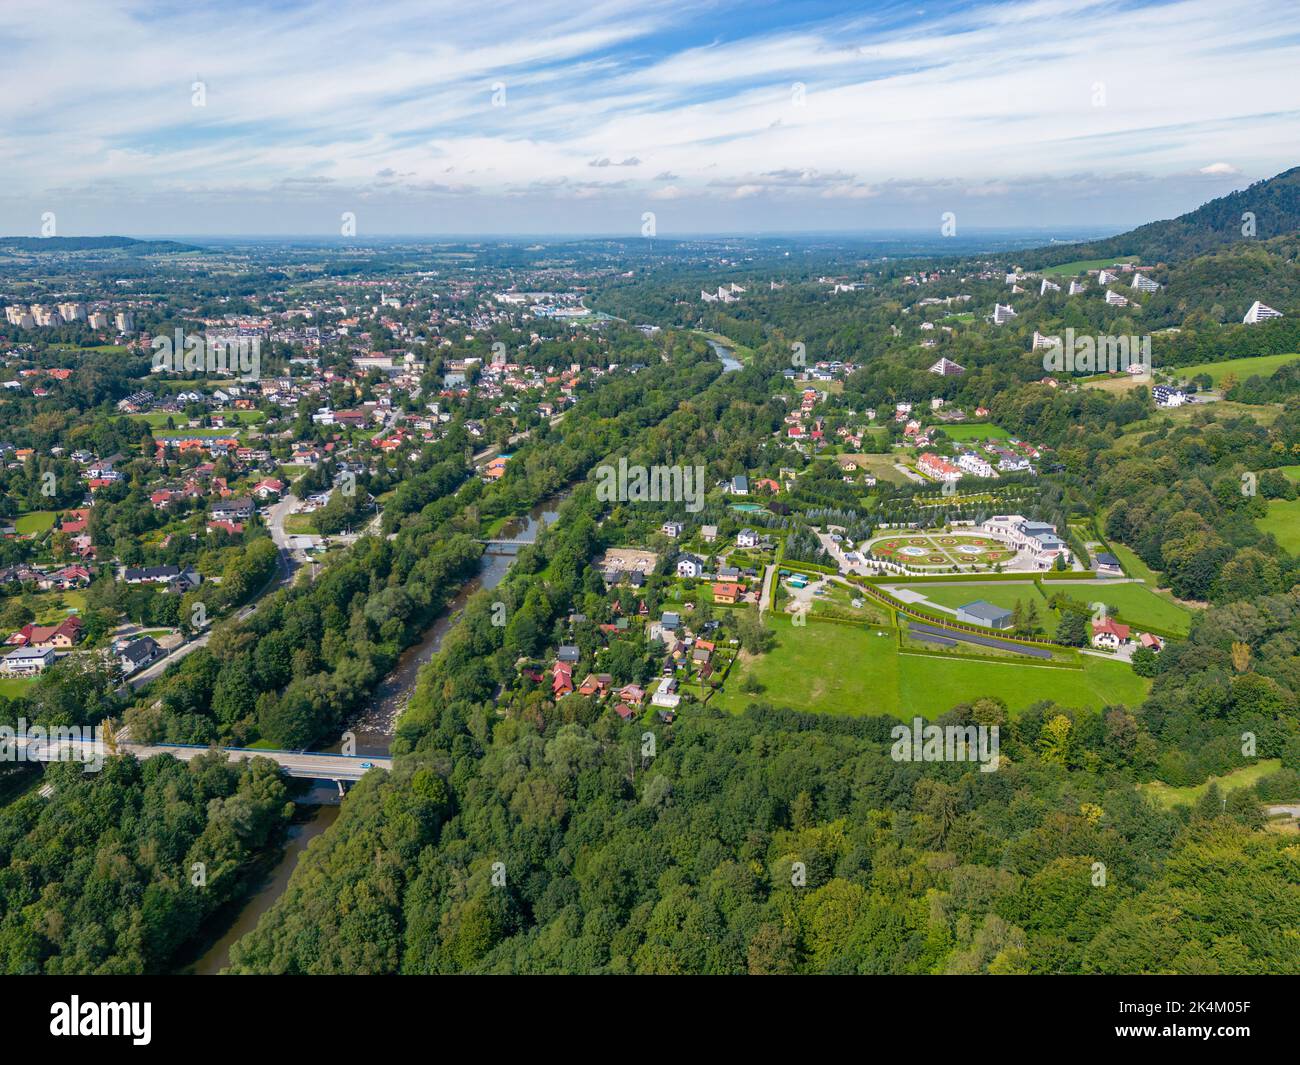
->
552;660;574;697
1091;618;1131;649
8;615;83;649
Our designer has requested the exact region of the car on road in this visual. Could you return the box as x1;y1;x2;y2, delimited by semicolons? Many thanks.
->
359;761;374;769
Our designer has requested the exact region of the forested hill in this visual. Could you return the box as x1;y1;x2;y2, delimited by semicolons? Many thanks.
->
0;235;200;254
1026;166;1300;267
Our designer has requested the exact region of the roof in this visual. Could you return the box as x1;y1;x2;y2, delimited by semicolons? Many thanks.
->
5;646;53;661
121;636;161;666
1093;618;1131;639
958;600;1013;623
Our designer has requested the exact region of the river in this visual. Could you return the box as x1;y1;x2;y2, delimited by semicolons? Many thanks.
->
187;493;564;974
705;337;743;373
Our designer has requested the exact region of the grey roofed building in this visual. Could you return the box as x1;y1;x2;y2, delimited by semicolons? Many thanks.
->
119;636;163;673
955;600;1015;629
557;645;580;663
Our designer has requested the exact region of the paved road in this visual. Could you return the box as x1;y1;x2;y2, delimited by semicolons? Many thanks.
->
124;494;300;691
13;734;390;781
757;564;776;617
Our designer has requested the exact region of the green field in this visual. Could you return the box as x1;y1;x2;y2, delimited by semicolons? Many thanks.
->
1043;256;1138;276
1108;543;1159;583
1256;497;1300;554
283;512;319;534
14;511;55;535
1075;582;1195;635
0;677;37;699
936;423;1011;441
1276;465;1300;483
133;410;266;428
1140;759;1283;810
714;620;1150;718
894;579;1191;638
904;581;1054;621
839;453;912;485
1175;353;1300;387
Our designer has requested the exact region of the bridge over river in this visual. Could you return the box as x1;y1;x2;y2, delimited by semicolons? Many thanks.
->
11;735;390;786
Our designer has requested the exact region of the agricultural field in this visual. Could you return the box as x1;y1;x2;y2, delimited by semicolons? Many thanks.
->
1173;352;1300;386
714;619;1150;718
1255;497;1300;554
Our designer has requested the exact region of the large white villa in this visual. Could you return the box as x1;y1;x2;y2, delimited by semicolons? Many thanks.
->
980;515;1071;568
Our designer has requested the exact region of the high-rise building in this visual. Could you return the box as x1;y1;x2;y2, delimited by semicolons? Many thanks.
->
1243;300;1283;324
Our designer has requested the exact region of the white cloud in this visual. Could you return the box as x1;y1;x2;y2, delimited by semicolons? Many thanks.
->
0;0;1295;232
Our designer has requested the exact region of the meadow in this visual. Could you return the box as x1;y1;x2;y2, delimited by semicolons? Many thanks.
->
1042;256;1138;276
1255;497;1300;554
14;511;56;535
714;620;1150;718
1139;760;1283;810
1174;352;1300;386
936;423;1012;441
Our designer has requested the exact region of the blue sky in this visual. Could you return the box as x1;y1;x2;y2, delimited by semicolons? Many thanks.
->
1;0;1297;236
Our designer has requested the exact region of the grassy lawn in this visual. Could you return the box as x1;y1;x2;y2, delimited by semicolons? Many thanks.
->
1075;582;1195;635
1256;497;1300;554
906;581;1055;623
837;453;912;485
283;512;319;534
714;621;1149;719
15;511;56;535
1175;353;1300;387
1108;543;1160;583
134;410;266;428
1275;465;1300;483
0;676;37;699
1139;759;1282;810
1042;256;1138;276
31;589;86;623
936;423;1011;441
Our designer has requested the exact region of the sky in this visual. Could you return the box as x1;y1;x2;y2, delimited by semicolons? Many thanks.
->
1;0;1298;237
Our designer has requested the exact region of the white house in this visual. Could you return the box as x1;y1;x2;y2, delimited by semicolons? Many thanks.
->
675;553;707;579
1;647;55;674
